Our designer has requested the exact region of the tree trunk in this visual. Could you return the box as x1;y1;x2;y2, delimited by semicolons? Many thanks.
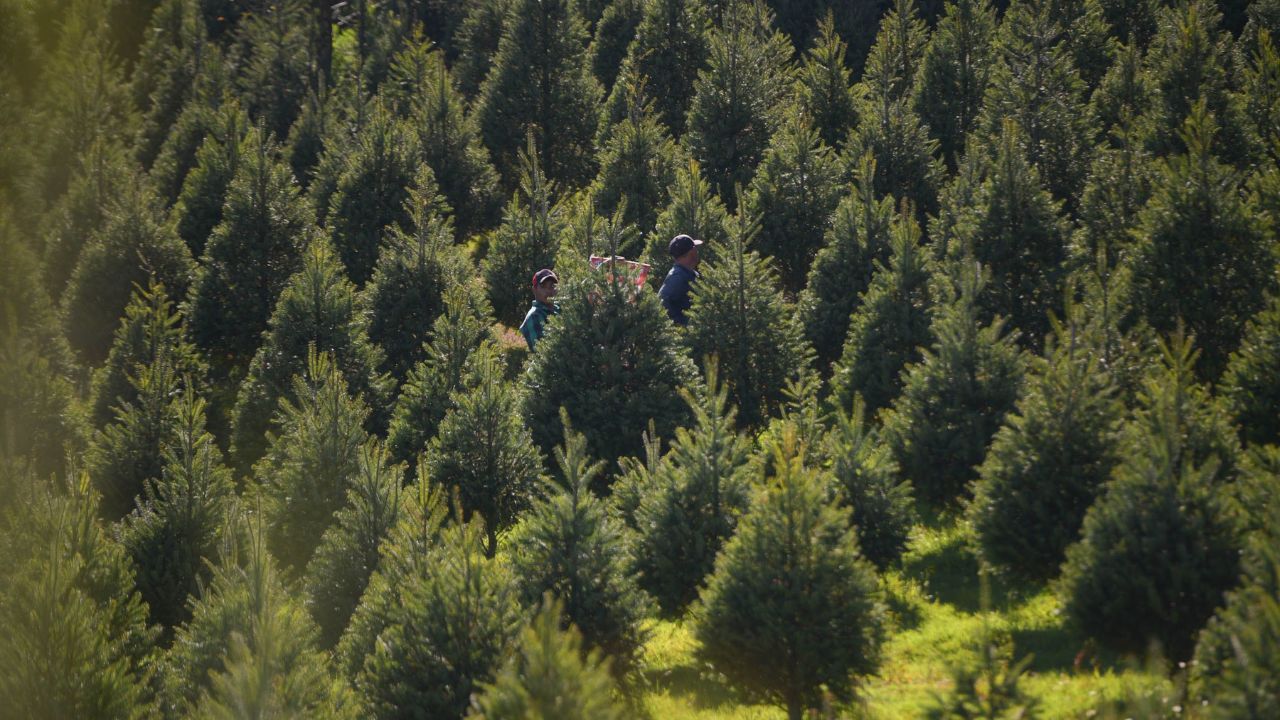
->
311;0;333;93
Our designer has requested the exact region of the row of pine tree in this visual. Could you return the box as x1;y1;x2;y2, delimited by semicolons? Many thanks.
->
2;0;1279;717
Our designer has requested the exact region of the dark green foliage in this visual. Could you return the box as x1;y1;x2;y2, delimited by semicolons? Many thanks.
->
589;0;643;92
830;208;934;417
482;138;566;326
508;417;651;677
600;0;710;137
186;125;312;381
229;240;390;475
467;597;626;719
148;58;234;206
452;0;514;99
799;155;895;370
1222;290;1280;447
172;99;249;257
1243;29;1280;166
632;362;753;616
122;389;233;632
363;165;468;384
969;309;1125;582
522;259;697;466
63;182;194;366
1128;105;1275;380
642;158;730;289
386;282;496;468
694;426;885;720
303;441;404;649
912;0;997;170
882;266;1025;506
255;351;372;574
794;13;859;150
684;0;794;206
476;0;602;186
742;112;843;293
233;0;309;140
324;102;419;286
427;347;542;557
42;139;137;295
389;39;502;239
591;89;685;237
862;0;929;105
824;397;916;569
1058;336;1243;661
357;516;524;719
131;0;211;170
684;214;814;429
0;470;158;719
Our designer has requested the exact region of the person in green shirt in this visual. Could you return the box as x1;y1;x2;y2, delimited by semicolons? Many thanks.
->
520;268;559;351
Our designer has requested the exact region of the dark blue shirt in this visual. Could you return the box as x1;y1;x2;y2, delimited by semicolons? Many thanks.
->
659;264;699;325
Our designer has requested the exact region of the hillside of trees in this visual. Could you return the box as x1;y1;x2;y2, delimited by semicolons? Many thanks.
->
1;0;1279;717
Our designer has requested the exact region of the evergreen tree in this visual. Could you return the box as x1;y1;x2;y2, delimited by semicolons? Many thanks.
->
229;240;390;475
389;39;503;239
42;138;136;296
912;0;997;170
509;417;651;676
324;101;419;286
0;469;158;719
427;347;542;557
234;0;310;141
824;397;916;569
684;213;814;429
968;306;1125;582
466;598;626;719
794;13;859;150
1221;289;1280;447
882;265;1025;505
799;154;895;370
590;88;685;237
452;0;514;100
632;361;754;616
121;388;234;633
386;282;496;468
172;99;250;257
1128;104;1275;380
684;0;794;206
694;426;885;720
149;57;234;207
363;165;468;384
742;111;844;293
475;0;602;187
642;158;730;289
482;137;566;326
358;516;524;719
1242;28;1280;163
186;125;313;384
254;350;372;574
303;440;404;649
863;0;930;105
830;207;935;417
132;0;212;170
1058;335;1243;660
63;182;194;366
589;0;643;92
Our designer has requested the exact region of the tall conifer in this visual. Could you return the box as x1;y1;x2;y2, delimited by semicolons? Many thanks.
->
795;14;859;150
912;0;997;169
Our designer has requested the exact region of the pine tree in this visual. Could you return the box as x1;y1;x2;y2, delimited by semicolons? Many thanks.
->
357;515;524;719
642;158;730;289
684;212;814;429
0;469;158;719
149;56;234;207
1058;335;1243;660
121;388;234;633
799;154;896;370
794;13;859;150
742;111;844;293
632;361;754;616
41;138;136;296
452;0;514;100
132;0;213;170
589;0;643;92
172;99;250;257
590;87;685;237
912;0;997;170
881;265;1025;505
303;440;404;649
229;240;390;475
968;306;1125;582
475;0;602;186
324;101;419;286
482;137;566;326
684;0;794;206
694;426;885;720
1221;290;1280;447
863;0;930;105
386;282;496;468
186;125;313;384
466;598;627;720
63;182;194;366
234;0;310;141
509;417;651;677
824;397;916;569
1242;29;1280;162
389;39;503;239
254;350;372;573
830;207;935;417
1128;103;1275;380
427;347;543;557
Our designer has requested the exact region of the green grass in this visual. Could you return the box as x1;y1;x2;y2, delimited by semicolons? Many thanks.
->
634;513;1172;719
